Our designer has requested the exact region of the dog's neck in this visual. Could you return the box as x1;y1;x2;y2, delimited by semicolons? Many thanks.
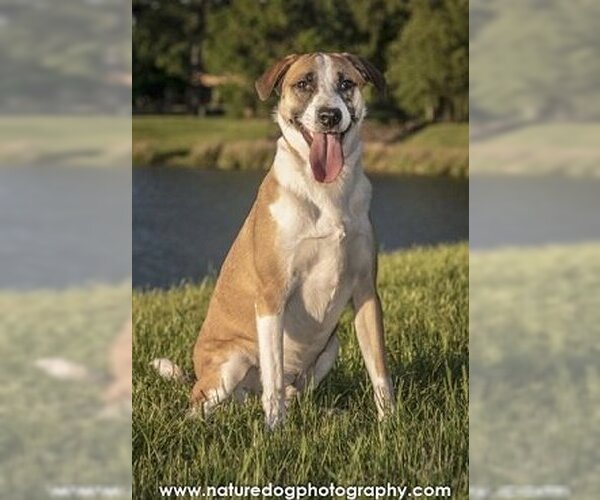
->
273;112;364;205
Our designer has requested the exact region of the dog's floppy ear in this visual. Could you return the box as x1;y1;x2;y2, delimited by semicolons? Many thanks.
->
341;53;386;96
255;54;300;101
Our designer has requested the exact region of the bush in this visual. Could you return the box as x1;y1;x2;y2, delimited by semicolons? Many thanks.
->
132;140;159;166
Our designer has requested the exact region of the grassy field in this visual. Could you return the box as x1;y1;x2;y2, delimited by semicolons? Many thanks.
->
470;243;600;498
0;283;131;499
0;116;131;167
132;244;469;498
133;117;469;177
471;122;600;177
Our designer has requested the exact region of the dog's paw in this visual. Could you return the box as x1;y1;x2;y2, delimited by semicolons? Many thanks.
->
376;399;396;422
284;384;299;402
262;395;286;430
264;412;285;431
185;404;209;421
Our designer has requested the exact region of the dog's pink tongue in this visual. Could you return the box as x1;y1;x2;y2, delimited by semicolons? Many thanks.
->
309;133;343;183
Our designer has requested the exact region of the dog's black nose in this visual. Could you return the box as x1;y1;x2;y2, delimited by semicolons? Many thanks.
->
317;107;342;128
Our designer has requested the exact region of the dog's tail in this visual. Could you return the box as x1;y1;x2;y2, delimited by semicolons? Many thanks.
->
35;357;97;381
150;358;192;383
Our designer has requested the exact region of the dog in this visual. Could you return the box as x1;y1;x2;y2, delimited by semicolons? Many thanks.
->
161;52;395;429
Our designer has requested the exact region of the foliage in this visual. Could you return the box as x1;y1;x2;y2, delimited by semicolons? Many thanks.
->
201;0;409;117
132;244;468;497
0;0;130;113
471;0;600;124
133;0;207;113
2;0;468;120
386;0;468;121
132;0;467;120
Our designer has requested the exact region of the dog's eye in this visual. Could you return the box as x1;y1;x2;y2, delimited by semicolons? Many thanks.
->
295;80;308;90
339;79;355;91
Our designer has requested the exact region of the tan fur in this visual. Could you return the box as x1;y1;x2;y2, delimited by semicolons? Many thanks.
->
191;172;284;406
255;54;300;101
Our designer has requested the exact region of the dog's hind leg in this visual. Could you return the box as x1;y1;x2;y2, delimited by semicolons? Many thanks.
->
190;354;254;417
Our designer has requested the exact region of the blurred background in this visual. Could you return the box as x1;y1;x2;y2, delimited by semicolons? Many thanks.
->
0;0;131;498
470;0;600;498
132;0;469;288
133;0;467;120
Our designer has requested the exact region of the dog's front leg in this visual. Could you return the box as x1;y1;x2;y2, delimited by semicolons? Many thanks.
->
256;308;285;429
353;282;395;419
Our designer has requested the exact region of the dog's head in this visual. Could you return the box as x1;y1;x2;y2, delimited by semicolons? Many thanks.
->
256;52;385;183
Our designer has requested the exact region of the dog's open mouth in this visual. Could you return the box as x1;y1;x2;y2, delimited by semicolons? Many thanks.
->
297;123;345;184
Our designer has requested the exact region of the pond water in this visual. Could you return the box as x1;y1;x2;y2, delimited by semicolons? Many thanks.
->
0;166;131;290
3;167;597;290
133;167;468;289
470;175;600;249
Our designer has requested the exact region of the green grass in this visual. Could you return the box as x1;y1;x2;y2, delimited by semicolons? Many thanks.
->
132;244;469;498
0;116;131;167
477;123;600;149
400;123;468;149
133;116;277;152
470;244;600;498
0;283;131;499
133;117;469;177
471;122;600;177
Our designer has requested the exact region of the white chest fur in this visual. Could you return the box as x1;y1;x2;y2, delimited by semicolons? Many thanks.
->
268;166;374;375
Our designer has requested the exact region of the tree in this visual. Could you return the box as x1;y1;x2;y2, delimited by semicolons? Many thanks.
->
202;0;407;117
0;0;130;113
133;0;208;113
386;0;468;122
470;0;600;125
131;0;467;119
